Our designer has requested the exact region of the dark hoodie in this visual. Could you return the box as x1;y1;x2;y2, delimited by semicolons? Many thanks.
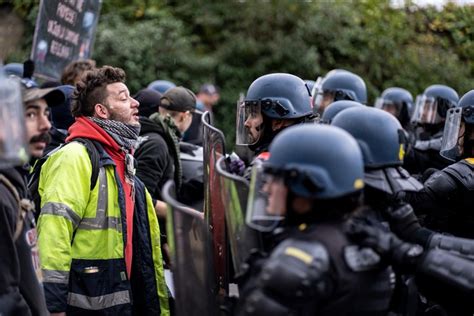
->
135;115;180;200
0;167;49;316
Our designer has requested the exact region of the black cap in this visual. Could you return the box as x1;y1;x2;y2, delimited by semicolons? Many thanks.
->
160;87;196;112
134;88;162;118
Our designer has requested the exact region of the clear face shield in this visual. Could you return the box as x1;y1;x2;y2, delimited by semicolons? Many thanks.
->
0;75;29;168
311;76;324;111
411;95;442;125
375;98;401;118
236;100;264;146
245;164;286;232
440;107;463;161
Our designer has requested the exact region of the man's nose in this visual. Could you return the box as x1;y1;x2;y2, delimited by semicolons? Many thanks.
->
39;112;51;132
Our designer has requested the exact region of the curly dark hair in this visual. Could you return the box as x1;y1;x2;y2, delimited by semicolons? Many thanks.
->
71;66;126;117
61;59;96;85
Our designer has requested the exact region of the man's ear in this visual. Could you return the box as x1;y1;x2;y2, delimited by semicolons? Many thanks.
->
94;103;109;119
272;119;285;131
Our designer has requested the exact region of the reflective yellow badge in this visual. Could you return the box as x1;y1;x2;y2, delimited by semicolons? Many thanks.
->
354;178;364;189
399;144;405;161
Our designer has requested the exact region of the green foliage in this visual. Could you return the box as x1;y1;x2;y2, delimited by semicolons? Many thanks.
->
7;1;474;148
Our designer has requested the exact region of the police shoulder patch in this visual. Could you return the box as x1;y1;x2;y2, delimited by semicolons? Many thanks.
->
344;245;381;272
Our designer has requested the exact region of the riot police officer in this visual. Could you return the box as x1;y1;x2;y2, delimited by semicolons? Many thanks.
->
332;106;474;261
402;90;474;238
235;73;314;173
375;87;414;130
312;70;367;115
238;125;392;315
404;84;459;176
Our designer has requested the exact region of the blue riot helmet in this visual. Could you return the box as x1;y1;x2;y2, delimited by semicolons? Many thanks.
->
236;73;313;151
411;84;459;126
310;69;350;107
375;87;414;128
246;124;365;231
305;80;316;94
320;100;364;124
2;63;23;78
147;80;176;94
313;71;367;115
331;107;422;195
440;90;474;161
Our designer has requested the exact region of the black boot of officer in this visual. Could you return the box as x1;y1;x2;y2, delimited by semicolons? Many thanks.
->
238;125;392;315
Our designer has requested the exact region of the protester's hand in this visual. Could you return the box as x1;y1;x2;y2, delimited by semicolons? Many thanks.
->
346;219;423;272
227;153;245;176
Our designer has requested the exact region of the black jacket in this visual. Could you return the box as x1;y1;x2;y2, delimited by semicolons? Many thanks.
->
0;167;48;316
135;116;178;200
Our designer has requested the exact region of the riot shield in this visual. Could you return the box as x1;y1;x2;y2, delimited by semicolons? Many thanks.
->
201;111;228;294
216;156;263;278
163;180;217;316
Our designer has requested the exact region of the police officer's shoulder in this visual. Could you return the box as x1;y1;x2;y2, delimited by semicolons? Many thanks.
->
442;160;474;191
259;238;331;300
423;168;459;196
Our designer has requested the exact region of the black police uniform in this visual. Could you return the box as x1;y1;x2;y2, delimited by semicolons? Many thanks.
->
237;222;392;316
403;158;474;238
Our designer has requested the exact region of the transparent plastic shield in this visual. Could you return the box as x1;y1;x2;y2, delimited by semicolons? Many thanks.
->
412;95;440;124
245;164;285;232
236;100;262;146
0;75;29;168
311;76;324;111
163;181;218;316
216;156;263;277
202;111;228;294
313;90;336;115
375;98;400;117
440;108;463;161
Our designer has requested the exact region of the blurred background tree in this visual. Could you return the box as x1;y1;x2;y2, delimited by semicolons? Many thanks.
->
5;0;474;146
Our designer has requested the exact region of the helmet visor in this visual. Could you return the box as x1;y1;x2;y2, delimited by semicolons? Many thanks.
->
245;164;285;232
314;90;336;115
0;76;29;168
236;100;263;146
375;98;401;117
440;107;463;161
311;76;324;112
412;95;441;125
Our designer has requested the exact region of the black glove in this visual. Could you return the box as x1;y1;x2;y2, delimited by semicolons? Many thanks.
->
346;219;424;272
384;204;421;239
384;203;434;246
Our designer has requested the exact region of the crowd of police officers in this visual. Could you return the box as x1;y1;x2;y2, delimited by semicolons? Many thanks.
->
1;60;474;316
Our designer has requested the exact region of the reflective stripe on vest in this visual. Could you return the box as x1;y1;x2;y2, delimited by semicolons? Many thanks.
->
67;290;130;310
41;202;81;228
43;269;69;284
78;168;121;231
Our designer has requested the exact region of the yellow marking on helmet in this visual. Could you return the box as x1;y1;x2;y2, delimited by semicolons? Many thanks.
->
284;247;313;265
399;144;406;161
298;223;307;231
465;158;474;165
354;178;364;189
